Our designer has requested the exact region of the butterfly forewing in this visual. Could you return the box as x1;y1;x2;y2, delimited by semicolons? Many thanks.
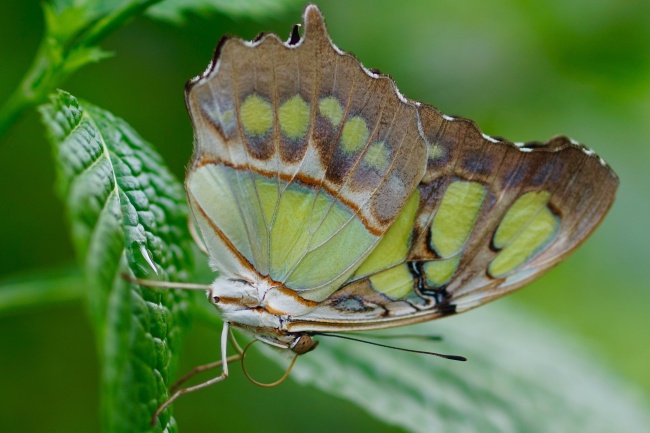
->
185;6;427;305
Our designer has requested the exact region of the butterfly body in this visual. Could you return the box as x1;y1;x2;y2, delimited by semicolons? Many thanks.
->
184;5;618;354
205;270;318;352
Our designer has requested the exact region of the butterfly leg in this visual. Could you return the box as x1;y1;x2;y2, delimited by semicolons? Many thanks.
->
151;322;240;425
169;328;244;393
123;273;213;292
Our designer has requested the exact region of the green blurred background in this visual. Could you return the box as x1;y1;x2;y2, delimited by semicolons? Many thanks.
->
1;0;648;432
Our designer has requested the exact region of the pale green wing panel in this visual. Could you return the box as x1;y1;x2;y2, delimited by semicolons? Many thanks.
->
352;191;420;280
187;164;269;275
348;179;487;287
188;164;379;295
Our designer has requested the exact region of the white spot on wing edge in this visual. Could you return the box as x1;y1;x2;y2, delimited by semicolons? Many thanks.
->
482;133;499;143
513;141;539;153
565;137;611;168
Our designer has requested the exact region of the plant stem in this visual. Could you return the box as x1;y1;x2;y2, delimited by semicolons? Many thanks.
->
0;38;51;138
0;0;164;142
0;268;85;317
83;0;162;47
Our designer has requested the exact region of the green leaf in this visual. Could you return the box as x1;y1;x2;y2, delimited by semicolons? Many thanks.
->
39;90;194;433
0;267;85;317
249;302;650;433
61;45;113;76
147;0;302;24
44;1;103;44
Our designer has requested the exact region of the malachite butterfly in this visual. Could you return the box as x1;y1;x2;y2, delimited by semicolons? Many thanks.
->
150;4;618;421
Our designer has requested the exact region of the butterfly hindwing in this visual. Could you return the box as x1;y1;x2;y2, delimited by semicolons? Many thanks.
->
414;105;618;310
286;105;618;332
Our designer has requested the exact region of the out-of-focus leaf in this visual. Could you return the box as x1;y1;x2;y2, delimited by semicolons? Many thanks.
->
39;90;194;433
248;302;650;433
0;267;85;317
147;0;302;24
0;0;158;139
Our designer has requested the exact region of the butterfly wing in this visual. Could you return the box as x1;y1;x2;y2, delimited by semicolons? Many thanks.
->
185;6;427;302
184;4;618;333
287;105;618;332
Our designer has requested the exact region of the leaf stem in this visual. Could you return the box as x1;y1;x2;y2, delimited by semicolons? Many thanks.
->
82;0;163;47
0;39;51;138
0;267;85;317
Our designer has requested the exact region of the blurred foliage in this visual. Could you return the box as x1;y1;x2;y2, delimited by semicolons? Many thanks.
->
0;0;649;432
147;0;305;23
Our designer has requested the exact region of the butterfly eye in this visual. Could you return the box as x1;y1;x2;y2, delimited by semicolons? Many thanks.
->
291;334;318;355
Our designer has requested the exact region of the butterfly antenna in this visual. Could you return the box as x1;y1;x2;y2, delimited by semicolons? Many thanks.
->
241;340;299;387
313;332;467;361
346;333;443;342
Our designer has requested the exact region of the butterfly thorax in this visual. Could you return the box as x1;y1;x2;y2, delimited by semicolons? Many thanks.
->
210;272;319;354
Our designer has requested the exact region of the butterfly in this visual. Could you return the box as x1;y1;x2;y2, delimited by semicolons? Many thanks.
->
146;4;618;422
